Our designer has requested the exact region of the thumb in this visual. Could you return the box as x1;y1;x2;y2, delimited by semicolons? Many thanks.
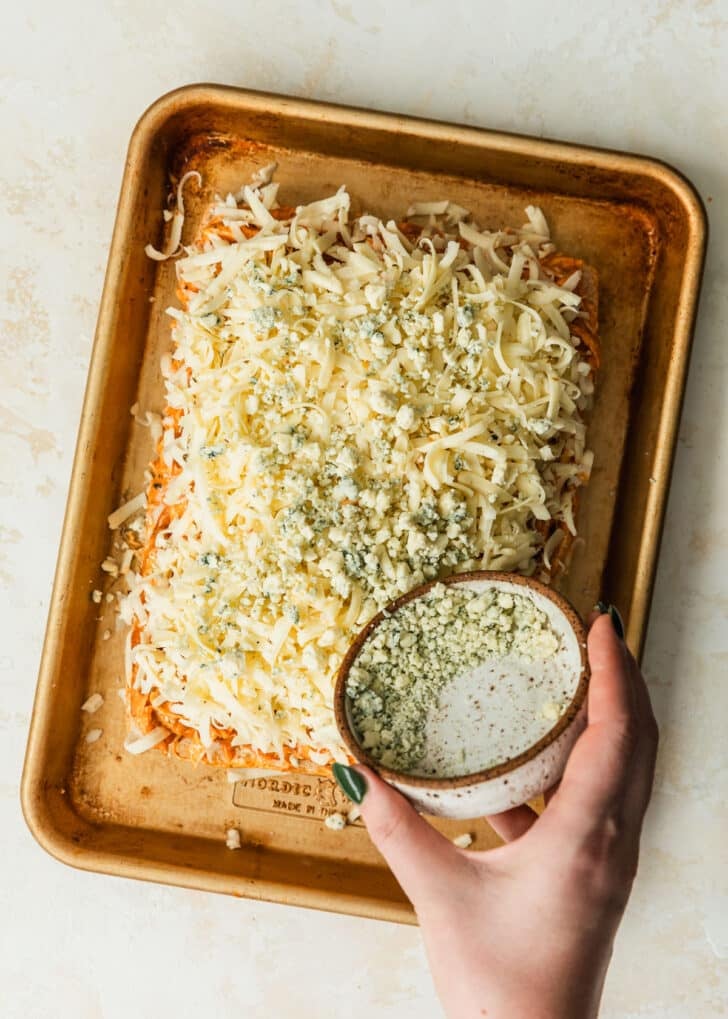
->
333;763;460;907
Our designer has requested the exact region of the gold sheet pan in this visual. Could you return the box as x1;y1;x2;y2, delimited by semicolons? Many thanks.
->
22;85;706;924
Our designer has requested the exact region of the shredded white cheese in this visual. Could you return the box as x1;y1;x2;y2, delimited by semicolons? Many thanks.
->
122;176;594;763
124;726;170;755
145;170;201;261
108;492;146;531
85;728;103;744
452;832;473;849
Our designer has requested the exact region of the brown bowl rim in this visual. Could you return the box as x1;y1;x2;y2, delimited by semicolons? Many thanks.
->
333;570;590;789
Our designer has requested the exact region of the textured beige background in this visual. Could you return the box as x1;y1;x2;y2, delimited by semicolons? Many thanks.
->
2;1;727;1016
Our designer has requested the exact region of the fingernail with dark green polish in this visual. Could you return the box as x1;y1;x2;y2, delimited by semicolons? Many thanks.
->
608;604;625;641
332;763;367;804
594;601;625;641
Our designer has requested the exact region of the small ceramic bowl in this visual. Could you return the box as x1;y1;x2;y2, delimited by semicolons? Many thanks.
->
334;571;589;820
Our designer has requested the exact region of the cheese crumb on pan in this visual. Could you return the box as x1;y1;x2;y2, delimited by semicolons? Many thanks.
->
120;173;597;768
225;827;242;850
452;832;473;849
81;692;104;714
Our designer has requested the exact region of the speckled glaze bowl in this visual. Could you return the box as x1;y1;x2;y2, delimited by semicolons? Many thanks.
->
334;571;590;820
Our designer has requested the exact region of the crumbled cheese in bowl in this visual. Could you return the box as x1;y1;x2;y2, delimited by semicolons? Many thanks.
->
345;579;582;778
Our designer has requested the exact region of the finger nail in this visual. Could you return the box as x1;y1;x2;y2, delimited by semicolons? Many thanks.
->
608;605;625;641
332;763;368;804
594;601;625;641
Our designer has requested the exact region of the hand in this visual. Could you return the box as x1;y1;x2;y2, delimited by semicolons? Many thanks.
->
333;610;659;1019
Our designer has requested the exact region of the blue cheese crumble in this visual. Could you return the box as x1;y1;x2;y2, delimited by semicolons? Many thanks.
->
346;584;559;772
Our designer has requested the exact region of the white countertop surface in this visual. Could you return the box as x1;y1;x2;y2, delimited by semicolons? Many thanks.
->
2;2;727;1016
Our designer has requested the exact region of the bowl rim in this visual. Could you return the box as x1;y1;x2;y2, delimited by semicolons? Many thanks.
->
333;570;590;789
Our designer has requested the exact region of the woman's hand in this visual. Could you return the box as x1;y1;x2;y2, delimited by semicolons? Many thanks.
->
333;609;659;1019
